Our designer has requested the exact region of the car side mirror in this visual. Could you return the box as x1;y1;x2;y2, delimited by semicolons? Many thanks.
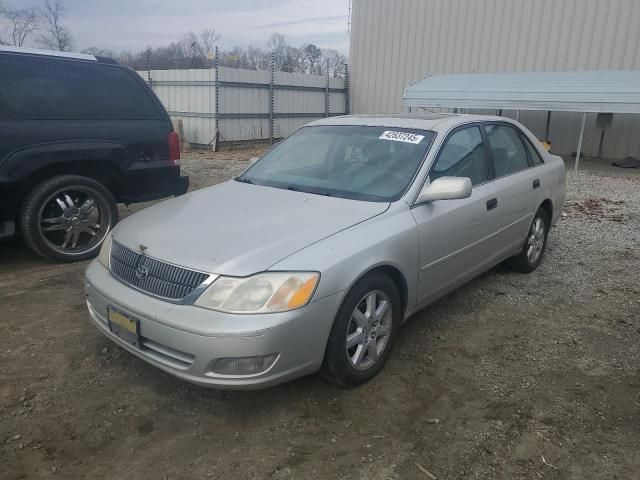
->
249;156;260;165
415;176;472;204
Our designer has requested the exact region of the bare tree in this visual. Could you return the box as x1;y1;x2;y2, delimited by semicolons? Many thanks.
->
198;28;219;56
302;43;322;74
322;49;347;77
267;32;287;70
0;2;7;45
38;0;73;52
184;28;219;67
1;4;40;47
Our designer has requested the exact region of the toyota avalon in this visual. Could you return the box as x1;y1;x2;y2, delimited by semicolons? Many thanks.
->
85;114;566;389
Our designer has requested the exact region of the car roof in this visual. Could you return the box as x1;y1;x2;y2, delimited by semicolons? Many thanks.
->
0;46;117;64
308;113;511;132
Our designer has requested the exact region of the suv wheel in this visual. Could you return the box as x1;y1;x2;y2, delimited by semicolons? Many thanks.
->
322;272;401;387
20;175;118;262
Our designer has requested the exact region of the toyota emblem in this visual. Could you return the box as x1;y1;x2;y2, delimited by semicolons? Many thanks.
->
135;264;149;280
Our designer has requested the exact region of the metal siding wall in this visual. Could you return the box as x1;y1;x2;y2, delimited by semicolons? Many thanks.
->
137;68;346;144
139;69;216;146
219;67;271;142
350;0;640;158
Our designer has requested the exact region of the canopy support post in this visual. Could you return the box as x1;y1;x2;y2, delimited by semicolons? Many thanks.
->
574;112;587;171
545;111;551;141
515;110;520;121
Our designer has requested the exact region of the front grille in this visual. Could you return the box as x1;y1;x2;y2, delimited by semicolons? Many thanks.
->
110;241;208;300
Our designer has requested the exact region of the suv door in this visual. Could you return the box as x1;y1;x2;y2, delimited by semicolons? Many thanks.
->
411;125;501;306
483;124;543;255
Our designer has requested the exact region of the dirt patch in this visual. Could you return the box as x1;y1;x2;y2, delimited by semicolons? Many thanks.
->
564;197;628;222
1;151;639;479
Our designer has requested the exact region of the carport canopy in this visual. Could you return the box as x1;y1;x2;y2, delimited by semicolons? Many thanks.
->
402;70;640;169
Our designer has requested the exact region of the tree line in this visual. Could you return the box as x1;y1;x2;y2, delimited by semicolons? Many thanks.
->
0;1;347;77
86;31;347;78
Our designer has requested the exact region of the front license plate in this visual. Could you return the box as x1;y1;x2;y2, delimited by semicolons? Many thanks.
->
107;307;140;347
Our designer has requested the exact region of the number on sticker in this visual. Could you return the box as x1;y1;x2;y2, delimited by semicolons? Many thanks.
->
379;131;425;144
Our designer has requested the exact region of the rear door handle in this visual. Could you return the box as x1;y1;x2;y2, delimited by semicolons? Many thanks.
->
486;198;498;211
533;179;541;189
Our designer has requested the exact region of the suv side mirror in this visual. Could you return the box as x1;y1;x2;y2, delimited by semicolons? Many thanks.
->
249;156;260;165
415;176;472;204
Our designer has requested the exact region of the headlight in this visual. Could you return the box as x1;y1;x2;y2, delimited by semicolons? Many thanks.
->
195;272;319;314
98;232;112;268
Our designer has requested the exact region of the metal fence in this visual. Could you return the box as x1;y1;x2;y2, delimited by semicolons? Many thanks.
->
137;57;349;148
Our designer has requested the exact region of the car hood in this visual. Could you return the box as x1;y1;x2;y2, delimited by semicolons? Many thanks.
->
112;180;389;276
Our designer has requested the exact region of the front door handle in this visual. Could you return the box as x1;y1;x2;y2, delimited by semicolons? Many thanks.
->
533;179;541;189
486;198;498;211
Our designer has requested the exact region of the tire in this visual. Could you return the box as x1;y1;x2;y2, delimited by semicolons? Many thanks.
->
322;271;402;387
20;175;118;262
507;208;550;273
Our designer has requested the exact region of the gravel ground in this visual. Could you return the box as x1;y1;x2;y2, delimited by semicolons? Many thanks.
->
1;149;639;480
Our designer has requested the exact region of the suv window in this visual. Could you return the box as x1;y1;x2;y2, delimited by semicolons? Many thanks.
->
521;134;544;165
0;55;161;120
484;124;529;176
430;126;490;186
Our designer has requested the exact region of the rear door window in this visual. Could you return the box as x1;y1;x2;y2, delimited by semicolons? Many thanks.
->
430;126;490;186
0;55;161;120
483;124;530;176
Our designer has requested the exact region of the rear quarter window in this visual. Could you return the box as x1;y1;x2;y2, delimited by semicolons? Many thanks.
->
0;55;162;120
521;134;545;165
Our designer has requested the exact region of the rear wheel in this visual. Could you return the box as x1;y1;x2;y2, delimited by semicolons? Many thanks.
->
507;208;549;273
20;175;118;262
322;272;401;386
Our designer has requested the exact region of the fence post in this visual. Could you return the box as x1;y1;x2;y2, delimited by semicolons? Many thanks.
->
325;64;330;118
344;63;350;115
214;46;219;151
146;48;152;87
269;52;275;145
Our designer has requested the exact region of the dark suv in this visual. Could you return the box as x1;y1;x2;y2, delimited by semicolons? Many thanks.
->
0;47;188;262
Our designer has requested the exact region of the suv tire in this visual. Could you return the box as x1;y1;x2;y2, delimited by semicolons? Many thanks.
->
20;175;118;262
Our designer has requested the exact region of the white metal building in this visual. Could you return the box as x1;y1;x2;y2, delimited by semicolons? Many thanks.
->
349;0;640;159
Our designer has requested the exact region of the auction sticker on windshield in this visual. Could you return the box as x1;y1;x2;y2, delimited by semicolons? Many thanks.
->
379;131;425;144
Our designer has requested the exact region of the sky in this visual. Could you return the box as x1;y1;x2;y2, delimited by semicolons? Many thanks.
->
3;0;351;54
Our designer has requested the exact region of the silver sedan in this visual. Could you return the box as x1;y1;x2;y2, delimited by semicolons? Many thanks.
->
84;114;566;389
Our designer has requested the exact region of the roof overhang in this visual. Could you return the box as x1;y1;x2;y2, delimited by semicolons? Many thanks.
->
403;70;640;114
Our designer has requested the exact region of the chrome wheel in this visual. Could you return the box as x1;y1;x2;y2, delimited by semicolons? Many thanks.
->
346;290;392;371
526;216;546;264
38;186;112;256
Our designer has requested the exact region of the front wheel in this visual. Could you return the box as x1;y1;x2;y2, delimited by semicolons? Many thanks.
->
19;175;118;262
507;208;550;273
322;272;401;387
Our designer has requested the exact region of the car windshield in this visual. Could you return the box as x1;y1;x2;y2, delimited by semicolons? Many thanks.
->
237;125;436;202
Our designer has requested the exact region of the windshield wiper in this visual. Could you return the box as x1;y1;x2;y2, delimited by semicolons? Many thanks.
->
235;177;254;184
285;184;333;197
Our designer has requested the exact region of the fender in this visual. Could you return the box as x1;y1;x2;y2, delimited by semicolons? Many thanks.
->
0;139;130;181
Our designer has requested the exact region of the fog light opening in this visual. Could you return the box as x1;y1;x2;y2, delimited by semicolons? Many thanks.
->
211;353;279;376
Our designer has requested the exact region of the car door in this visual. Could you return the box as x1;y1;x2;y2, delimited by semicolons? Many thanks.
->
411;124;503;306
483;124;543;256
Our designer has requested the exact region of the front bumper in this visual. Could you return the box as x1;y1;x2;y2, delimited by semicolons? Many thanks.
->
84;260;341;389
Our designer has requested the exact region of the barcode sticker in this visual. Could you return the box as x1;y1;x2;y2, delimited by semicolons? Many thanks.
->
379;130;425;144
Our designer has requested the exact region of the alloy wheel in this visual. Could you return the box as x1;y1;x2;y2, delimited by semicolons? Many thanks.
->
37;186;112;256
526;217;545;264
345;290;393;370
